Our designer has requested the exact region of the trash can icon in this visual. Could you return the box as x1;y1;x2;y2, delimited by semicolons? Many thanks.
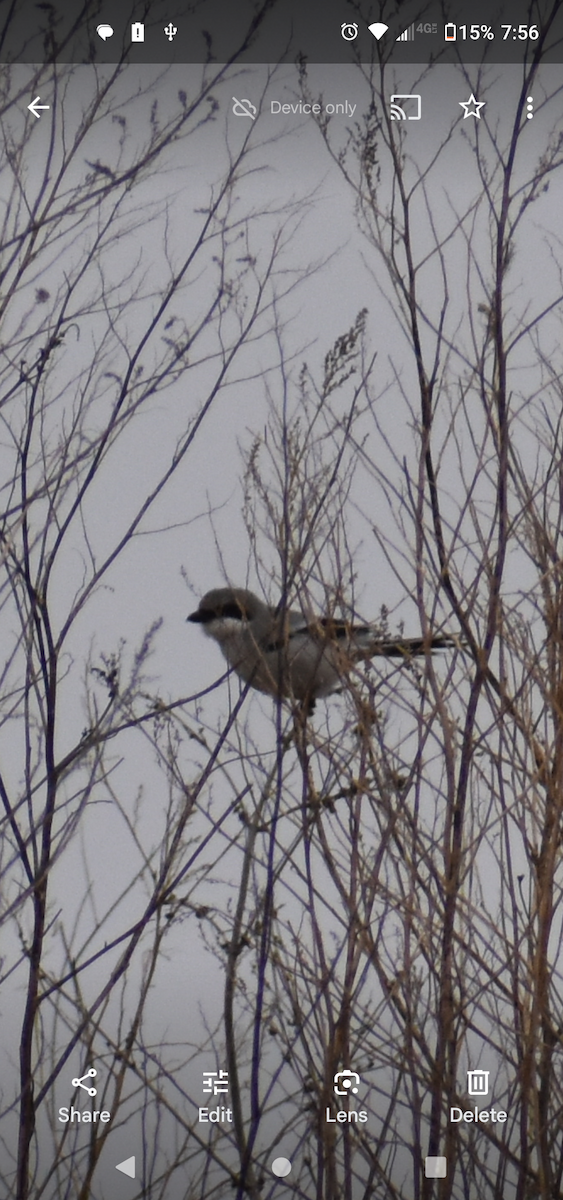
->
467;1070;489;1097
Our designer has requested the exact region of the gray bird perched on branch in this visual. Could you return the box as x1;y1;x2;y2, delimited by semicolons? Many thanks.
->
188;587;456;704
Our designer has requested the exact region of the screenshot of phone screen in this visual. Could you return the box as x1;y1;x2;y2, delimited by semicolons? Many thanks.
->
1;2;562;1197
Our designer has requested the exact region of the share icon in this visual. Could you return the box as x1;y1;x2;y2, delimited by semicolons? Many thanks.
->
72;1067;98;1097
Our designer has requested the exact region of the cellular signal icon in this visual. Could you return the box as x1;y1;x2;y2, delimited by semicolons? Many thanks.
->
396;24;415;41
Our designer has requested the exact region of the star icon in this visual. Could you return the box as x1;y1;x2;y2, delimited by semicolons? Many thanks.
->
459;93;485;119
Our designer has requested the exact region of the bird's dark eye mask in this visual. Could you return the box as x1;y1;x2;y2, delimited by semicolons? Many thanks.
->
221;602;247;621
189;602;247;624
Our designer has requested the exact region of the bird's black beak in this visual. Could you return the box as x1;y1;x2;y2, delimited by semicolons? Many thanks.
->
187;608;212;624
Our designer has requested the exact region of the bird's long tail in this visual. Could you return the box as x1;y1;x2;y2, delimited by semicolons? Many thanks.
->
369;633;458;658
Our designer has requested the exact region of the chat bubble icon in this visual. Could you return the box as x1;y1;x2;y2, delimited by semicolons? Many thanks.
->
96;23;114;40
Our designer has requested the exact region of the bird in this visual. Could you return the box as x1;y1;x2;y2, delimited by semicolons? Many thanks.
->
187;587;457;705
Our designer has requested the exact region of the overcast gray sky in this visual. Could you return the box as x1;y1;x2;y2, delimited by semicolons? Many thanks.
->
3;57;563;1198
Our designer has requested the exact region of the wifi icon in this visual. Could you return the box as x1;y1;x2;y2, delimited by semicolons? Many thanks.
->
368;22;389;39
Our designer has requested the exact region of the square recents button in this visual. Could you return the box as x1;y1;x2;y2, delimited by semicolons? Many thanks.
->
425;1157;447;1178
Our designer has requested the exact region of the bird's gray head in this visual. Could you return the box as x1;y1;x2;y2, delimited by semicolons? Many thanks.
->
187;588;263;642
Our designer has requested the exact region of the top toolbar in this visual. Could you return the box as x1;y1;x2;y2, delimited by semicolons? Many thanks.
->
4;0;563;64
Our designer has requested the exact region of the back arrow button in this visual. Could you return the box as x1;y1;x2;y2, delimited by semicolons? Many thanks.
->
28;97;50;119
116;1156;135;1178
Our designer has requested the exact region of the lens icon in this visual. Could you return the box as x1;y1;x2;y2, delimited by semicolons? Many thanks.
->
334;1069;360;1095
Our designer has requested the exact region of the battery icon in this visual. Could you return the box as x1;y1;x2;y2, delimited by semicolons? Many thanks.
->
445;23;456;40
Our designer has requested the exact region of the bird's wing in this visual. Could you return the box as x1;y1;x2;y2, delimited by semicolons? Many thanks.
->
263;612;368;651
263;608;329;652
263;607;457;657
318;617;372;640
